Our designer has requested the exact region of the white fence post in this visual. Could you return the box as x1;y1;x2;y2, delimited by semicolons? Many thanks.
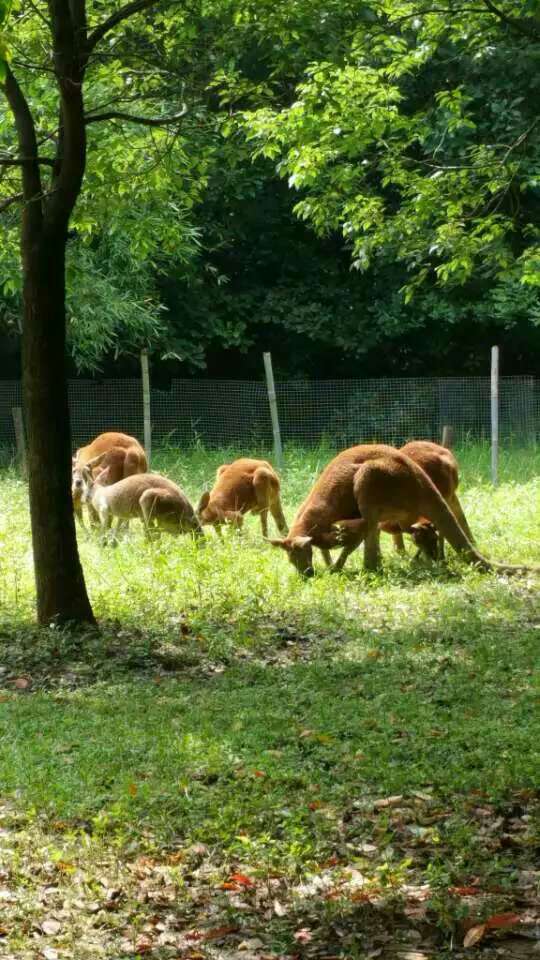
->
141;349;152;463
441;425;454;449
263;352;283;471
491;345;499;486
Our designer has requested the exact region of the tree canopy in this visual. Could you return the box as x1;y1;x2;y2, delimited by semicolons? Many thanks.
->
2;0;539;378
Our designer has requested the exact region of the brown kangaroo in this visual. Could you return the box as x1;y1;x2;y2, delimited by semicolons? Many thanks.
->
197;458;288;538
269;444;532;577
72;432;147;525
382;440;475;559
80;467;203;541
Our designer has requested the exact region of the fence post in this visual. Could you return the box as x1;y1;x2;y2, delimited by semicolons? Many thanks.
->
11;406;27;476
491;345;499;486
141;349;152;462
263;352;283;470
441;425;454;449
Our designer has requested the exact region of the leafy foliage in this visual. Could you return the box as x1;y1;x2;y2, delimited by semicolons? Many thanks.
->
239;0;540;299
1;0;540;375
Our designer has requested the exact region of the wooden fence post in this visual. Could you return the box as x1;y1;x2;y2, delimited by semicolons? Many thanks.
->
441;425;454;449
141;349;152;463
263;352;283;471
11;406;27;476
491;345;499;486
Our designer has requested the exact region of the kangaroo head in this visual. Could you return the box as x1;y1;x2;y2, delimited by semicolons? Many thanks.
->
268;535;314;577
71;464;85;498
410;520;438;560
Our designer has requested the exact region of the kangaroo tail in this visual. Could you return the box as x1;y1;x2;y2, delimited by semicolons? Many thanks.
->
421;474;535;575
448;492;476;545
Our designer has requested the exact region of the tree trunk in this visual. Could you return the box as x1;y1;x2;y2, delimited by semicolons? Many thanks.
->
22;229;95;625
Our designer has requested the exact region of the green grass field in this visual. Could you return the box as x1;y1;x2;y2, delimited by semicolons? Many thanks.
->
0;443;539;959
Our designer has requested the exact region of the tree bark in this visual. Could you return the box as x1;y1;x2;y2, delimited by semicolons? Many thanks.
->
22;228;95;625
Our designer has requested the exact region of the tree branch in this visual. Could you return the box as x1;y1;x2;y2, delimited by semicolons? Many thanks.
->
0;154;56;167
481;0;540;38
46;0;87;231
86;0;163;55
1;65;44;233
0;192;24;214
84;105;187;126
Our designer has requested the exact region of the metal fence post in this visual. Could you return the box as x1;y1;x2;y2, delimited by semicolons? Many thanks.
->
491;346;499;486
141;349;152;463
441;425;454;449
11;406;27;476
263;352;283;470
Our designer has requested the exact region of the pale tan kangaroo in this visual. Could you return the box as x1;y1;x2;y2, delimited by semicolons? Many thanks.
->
72;432;147;526
197;458;288;538
80;467;203;541
269;444;533;577
381;440;474;560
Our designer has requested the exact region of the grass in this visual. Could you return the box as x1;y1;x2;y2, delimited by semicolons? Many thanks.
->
0;442;539;959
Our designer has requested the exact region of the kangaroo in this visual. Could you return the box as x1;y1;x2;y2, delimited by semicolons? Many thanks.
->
382;440;474;559
197;458;288;538
268;444;532;577
72;432;147;526
80;466;203;541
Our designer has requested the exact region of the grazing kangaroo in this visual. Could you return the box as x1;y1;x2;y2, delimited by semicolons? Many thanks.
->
72;432;147;525
269;444;532;577
382;440;474;559
197;458;288;538
80;466;203;541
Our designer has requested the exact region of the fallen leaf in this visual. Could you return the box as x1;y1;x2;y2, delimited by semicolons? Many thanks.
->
294;928;313;943
463;923;486;948
166;851;183;864
134;934;153;953
43;949;59;960
202;925;238;941
13;677;30;689
128;783;138;797
449;886;482;896
229;873;254;887
238;938;264;951
252;770;266;778
485;912;520;929
273;899;286;916
0;925;8;936
374;795;403;809
41;919;61;936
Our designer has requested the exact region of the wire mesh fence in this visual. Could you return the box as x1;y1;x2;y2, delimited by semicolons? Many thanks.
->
0;375;538;452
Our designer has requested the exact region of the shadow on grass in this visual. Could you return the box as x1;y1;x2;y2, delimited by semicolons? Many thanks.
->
0;574;538;958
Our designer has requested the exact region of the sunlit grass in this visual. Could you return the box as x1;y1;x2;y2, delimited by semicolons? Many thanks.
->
0;443;538;958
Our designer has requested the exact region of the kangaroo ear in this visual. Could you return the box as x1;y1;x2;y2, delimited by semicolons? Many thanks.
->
86;451;107;469
411;520;435;533
197;491;210;513
291;535;313;549
94;466;110;484
266;537;289;549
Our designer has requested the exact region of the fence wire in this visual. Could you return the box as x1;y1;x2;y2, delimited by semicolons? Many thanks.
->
0;376;538;451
